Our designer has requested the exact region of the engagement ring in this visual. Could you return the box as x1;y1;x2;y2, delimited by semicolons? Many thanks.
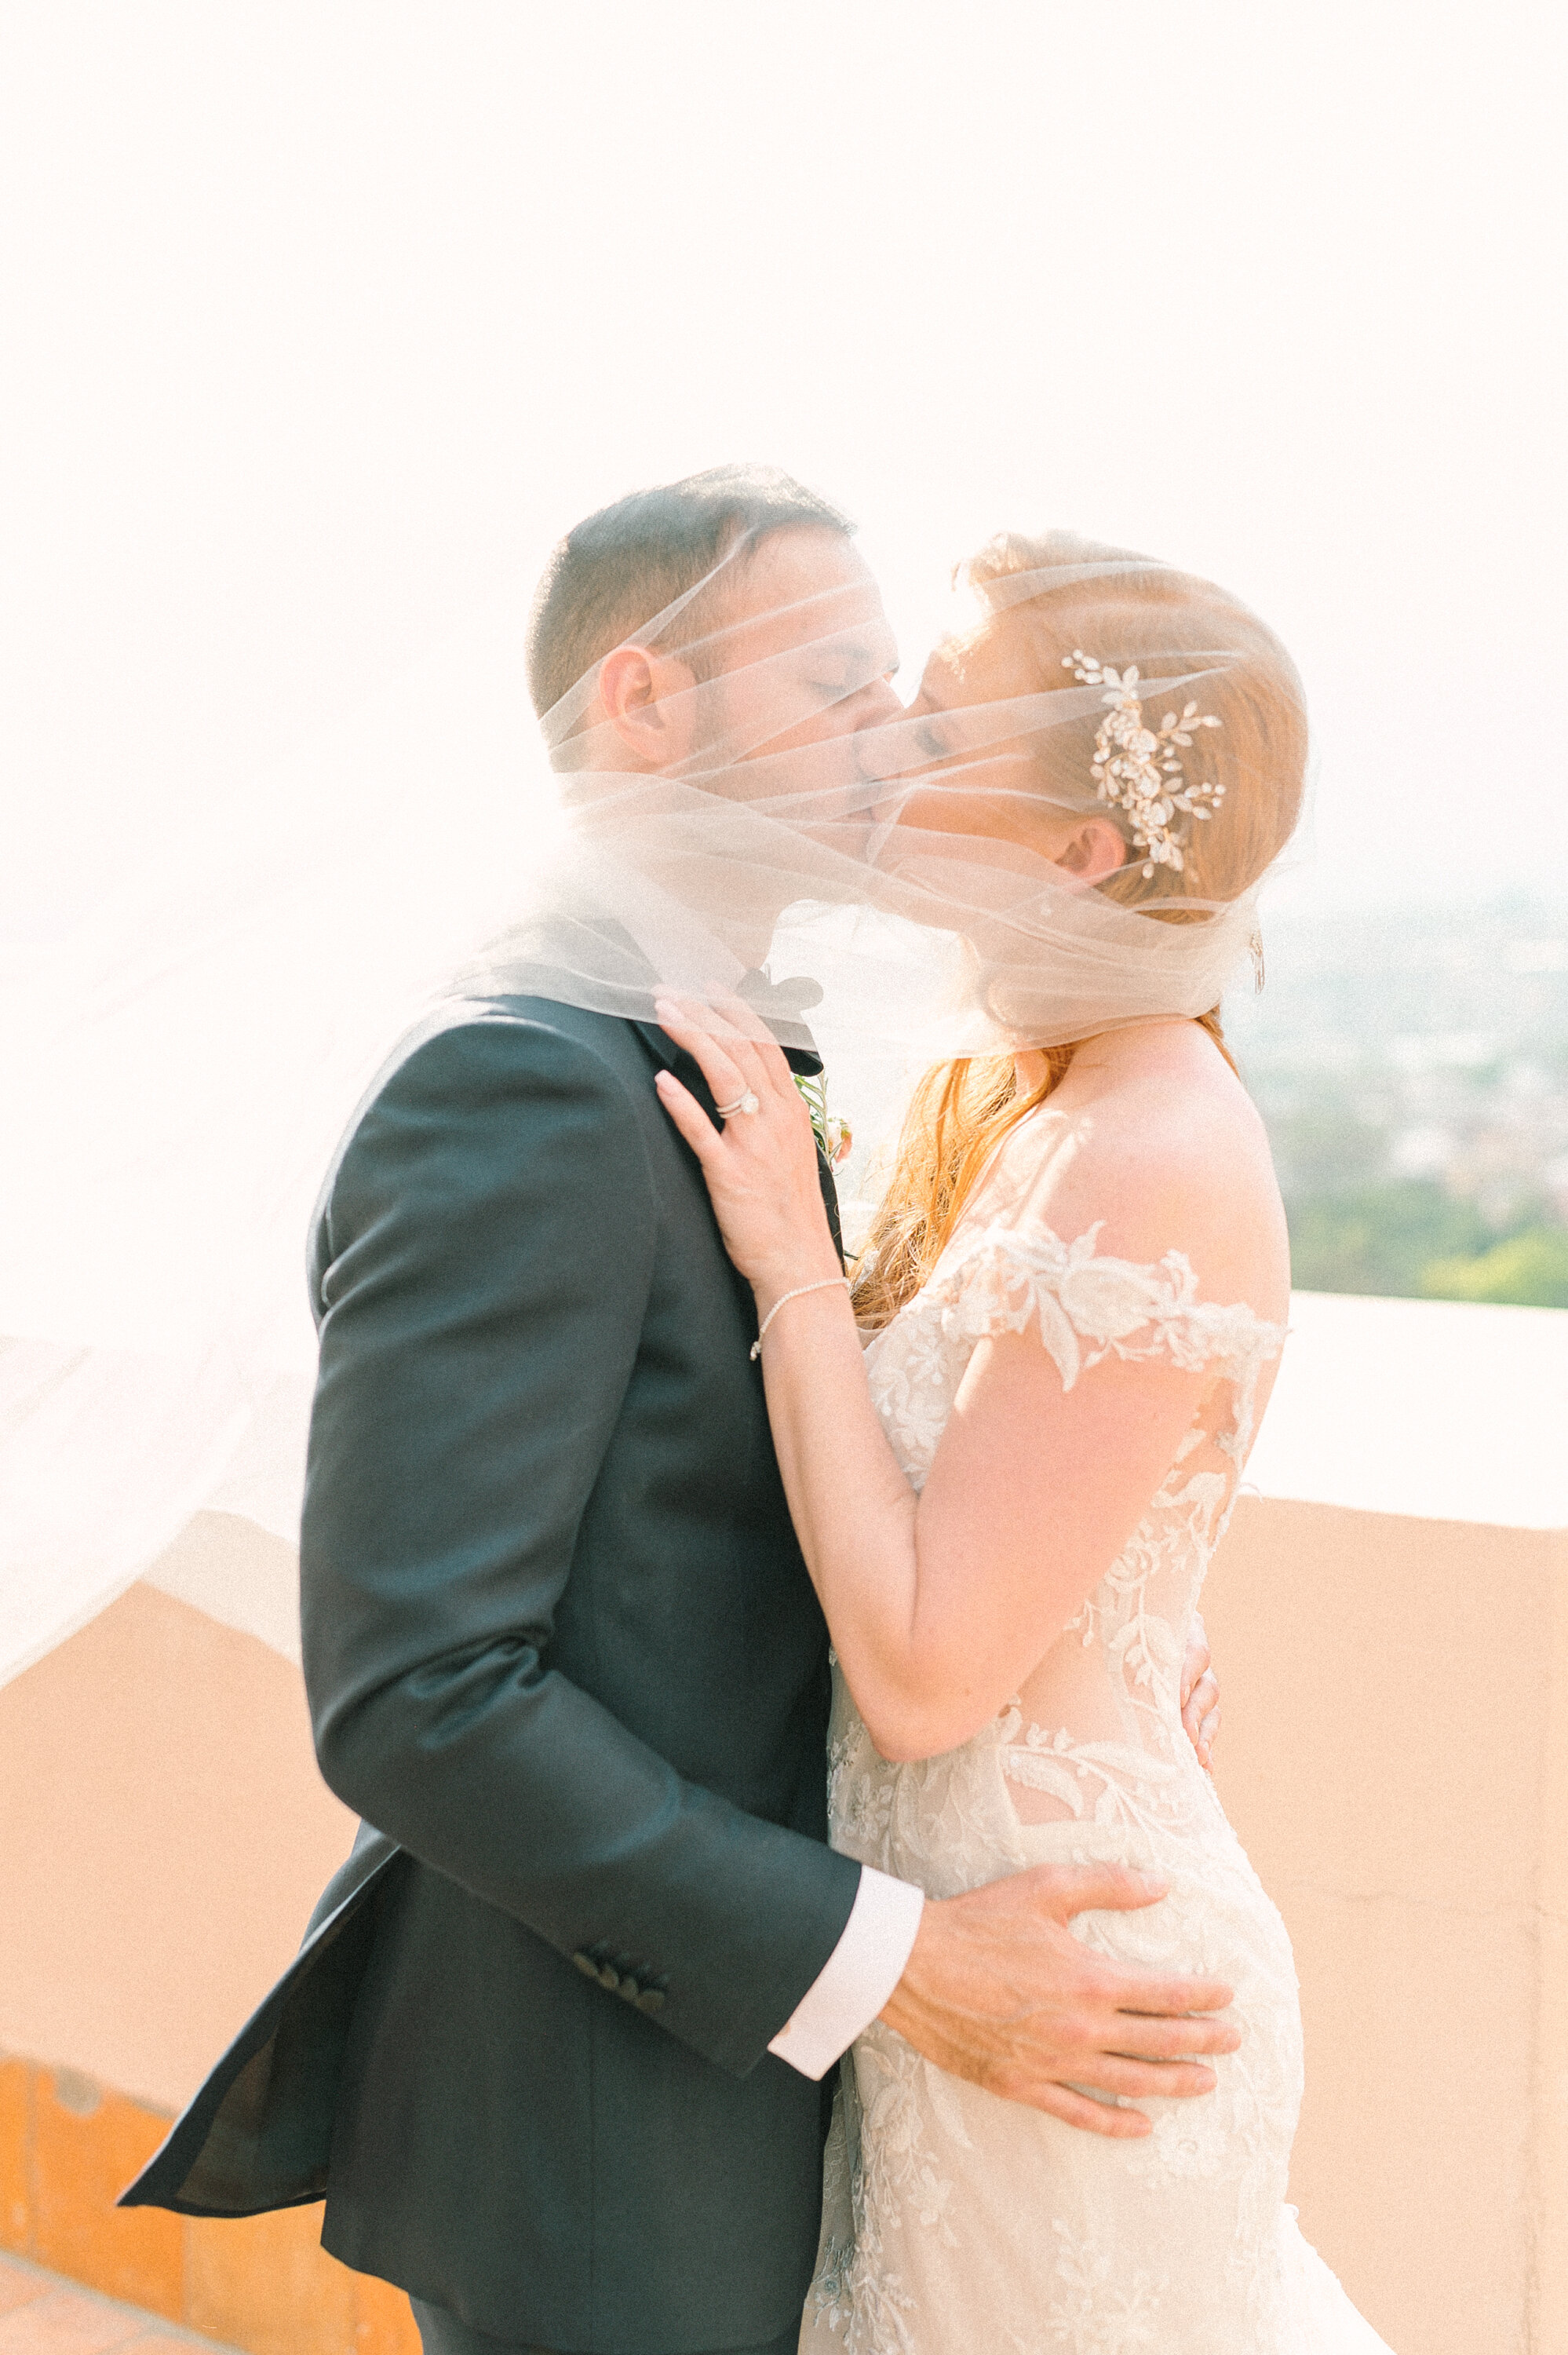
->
716;1092;760;1118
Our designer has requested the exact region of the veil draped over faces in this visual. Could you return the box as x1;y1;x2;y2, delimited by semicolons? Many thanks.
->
472;533;1304;1061
0;518;1307;1685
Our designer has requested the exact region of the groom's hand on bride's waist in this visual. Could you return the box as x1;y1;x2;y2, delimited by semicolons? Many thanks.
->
877;1864;1241;2139
1181;1612;1221;1772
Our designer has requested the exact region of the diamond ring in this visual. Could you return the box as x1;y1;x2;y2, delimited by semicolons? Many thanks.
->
716;1091;760;1118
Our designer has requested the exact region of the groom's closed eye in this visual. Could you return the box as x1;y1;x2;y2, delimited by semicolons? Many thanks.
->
805;649;893;700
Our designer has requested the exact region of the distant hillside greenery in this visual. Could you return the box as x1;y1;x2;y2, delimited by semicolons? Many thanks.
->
1223;897;1568;1313
1422;1226;1568;1309
1285;1185;1568;1309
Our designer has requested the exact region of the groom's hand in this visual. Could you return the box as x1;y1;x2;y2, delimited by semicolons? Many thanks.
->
878;1864;1241;2138
1181;1612;1220;1770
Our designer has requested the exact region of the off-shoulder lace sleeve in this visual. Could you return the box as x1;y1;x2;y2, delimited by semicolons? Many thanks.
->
923;1219;1285;1458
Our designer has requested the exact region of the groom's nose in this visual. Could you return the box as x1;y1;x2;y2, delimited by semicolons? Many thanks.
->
845;673;905;731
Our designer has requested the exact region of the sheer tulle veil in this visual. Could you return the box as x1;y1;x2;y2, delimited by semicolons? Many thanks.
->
0;478;1307;1685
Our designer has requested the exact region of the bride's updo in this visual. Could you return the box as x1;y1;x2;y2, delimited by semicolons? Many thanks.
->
852;531;1309;1328
961;528;1309;910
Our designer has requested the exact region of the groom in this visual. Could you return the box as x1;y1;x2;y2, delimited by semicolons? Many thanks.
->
124;468;1234;2355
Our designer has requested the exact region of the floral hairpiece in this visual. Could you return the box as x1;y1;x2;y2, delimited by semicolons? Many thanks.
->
1062;651;1224;878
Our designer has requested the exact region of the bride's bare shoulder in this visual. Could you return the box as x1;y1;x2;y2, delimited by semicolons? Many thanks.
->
1012;1028;1289;1313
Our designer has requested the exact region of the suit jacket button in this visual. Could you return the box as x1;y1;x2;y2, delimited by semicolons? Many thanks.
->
571;1952;600;1980
634;1988;666;2014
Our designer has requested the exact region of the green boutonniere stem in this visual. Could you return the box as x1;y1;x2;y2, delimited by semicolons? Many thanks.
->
795;1069;852;1168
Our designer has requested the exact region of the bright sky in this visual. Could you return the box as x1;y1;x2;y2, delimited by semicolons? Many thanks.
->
4;2;1566;1685
3;0;1564;944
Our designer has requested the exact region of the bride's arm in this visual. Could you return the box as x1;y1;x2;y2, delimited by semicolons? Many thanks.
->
655;1000;1221;1765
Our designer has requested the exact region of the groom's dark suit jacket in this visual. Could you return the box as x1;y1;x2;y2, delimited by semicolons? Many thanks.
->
121;992;864;2353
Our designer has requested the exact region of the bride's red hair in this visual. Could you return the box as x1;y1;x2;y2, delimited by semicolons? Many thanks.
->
851;531;1307;1330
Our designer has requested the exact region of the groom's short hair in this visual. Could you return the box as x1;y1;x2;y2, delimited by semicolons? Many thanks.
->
526;466;854;720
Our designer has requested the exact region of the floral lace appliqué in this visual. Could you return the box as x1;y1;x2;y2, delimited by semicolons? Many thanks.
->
800;1212;1391;2353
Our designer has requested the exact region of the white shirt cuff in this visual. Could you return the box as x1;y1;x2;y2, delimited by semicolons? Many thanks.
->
766;1866;924;2081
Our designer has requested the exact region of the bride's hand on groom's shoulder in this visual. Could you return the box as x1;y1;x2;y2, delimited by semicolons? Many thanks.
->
1181;1612;1221;1771
652;993;842;1300
879;1862;1242;2138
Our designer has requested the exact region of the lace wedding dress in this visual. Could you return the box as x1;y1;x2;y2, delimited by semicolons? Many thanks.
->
803;1120;1394;2353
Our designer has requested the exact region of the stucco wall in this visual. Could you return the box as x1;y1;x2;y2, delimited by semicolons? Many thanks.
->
1205;1495;1568;2353
2;1495;1566;2352
0;1547;353;2110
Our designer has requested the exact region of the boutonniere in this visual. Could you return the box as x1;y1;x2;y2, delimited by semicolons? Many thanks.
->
795;1068;852;1167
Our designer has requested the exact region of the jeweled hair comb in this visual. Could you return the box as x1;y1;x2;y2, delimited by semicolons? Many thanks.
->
1063;651;1224;878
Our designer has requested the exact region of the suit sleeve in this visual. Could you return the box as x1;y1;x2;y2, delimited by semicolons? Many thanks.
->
300;1013;860;2080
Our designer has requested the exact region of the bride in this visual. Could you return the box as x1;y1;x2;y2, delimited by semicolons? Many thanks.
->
653;532;1395;2352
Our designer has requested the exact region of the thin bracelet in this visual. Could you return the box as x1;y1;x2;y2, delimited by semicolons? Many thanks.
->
750;1276;851;1360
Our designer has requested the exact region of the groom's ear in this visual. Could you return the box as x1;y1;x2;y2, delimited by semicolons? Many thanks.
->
599;643;700;766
